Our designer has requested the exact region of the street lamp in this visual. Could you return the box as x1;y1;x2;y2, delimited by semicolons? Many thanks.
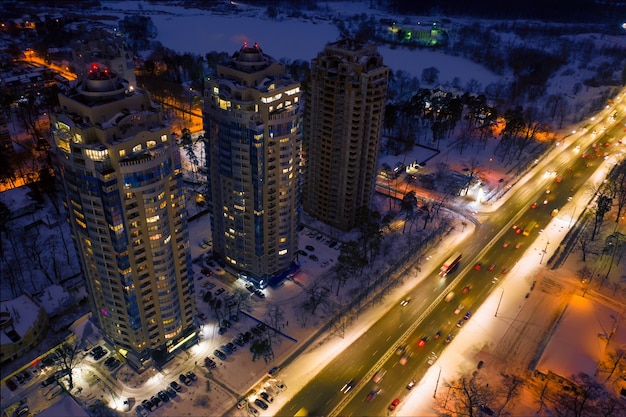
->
540;240;550;265
568;205;577;228
495;288;504;317
433;364;442;398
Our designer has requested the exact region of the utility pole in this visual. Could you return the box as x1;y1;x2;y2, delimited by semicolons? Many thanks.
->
495;288;504;317
540;240;550;265
433;365;441;398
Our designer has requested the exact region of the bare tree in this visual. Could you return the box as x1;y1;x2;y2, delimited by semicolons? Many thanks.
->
55;340;81;390
434;370;522;417
577;229;597;263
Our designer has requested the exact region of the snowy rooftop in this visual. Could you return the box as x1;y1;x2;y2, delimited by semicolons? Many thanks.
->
535;294;626;380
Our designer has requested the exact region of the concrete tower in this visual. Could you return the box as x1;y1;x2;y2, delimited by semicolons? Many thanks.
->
203;42;302;288
303;40;389;231
50;63;196;370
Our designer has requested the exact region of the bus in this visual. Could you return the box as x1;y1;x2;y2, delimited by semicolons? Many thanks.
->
523;221;537;236
440;252;462;277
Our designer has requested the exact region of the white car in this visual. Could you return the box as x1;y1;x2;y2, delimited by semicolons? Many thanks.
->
236;399;247;409
400;297;411;306
270;379;287;391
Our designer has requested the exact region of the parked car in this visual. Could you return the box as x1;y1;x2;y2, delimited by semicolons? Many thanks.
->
179;374;191;386
135;404;149;417
165;387;177;399
6;378;18;391
142;399;155;412
254;398;268;410
170;381;182;392
150;395;161;408
158;390;169;403
388;398;401;411
259;391;273;403
271;379;287;391
41;375;56;388
406;379;416;390
236;399;248;409
185;371;197;381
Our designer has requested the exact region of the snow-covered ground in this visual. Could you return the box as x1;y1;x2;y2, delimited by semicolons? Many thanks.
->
2;2;626;416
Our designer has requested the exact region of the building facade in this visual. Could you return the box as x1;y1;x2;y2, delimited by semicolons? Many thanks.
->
203;42;301;288
50;64;196;370
303;40;389;231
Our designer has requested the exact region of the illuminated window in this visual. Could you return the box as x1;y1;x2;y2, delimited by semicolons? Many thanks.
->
85;148;108;161
119;149;126;158
161;134;167;142
132;144;142;153
146;215;160;223
147;140;156;148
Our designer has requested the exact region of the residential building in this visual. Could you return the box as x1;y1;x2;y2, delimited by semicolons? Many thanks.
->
203;42;302;288
303;39;389;231
50;63;196;370
0;294;48;366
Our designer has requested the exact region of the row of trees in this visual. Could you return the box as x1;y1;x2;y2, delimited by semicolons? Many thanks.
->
434;368;626;417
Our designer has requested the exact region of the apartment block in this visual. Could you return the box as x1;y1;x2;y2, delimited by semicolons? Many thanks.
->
203;42;301;288
50;64;196;370
303;40;389;231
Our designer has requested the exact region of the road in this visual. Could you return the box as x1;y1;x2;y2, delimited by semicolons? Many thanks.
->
275;104;625;417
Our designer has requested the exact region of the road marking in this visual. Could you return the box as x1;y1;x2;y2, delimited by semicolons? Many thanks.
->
372;350;378;357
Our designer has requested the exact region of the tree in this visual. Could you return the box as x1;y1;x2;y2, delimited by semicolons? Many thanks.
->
55;340;82;390
0;201;11;253
434;371;522;417
399;190;417;234
265;302;285;338
591;194;612;241
421;67;440;85
551;372;623;417
576;229;597;263
249;338;274;363
607;162;626;225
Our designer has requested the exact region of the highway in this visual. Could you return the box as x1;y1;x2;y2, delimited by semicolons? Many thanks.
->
276;105;625;417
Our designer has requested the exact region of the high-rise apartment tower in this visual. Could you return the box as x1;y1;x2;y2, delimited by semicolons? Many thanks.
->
50;64;197;370
203;42;301;288
303;40;389;231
